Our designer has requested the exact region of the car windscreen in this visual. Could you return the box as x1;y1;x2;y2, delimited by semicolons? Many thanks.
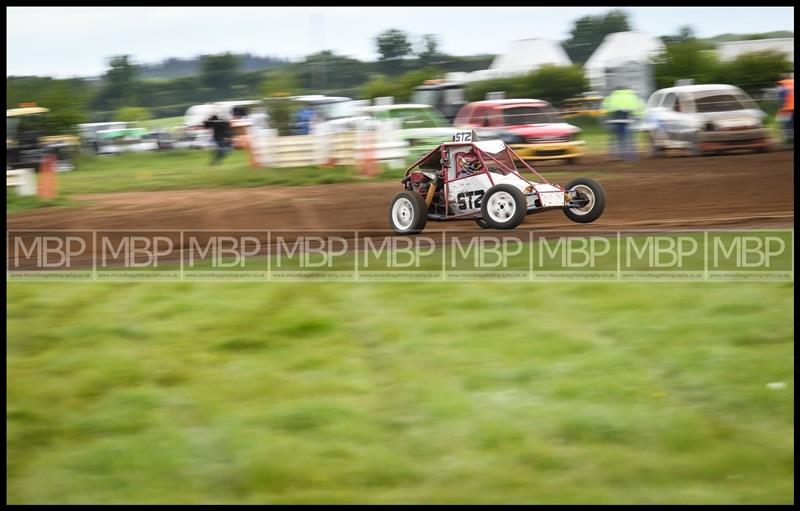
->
320;101;359;120
7;118;19;139
390;108;448;129
503;106;560;125
412;90;438;106
693;93;751;113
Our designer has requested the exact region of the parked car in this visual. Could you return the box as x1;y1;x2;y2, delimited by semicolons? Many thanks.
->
360;103;459;161
453;99;585;164
286;95;369;133
561;94;606;119
8;104;78;171
95;127;159;154
78;121;130;153
642;84;772;156
411;80;467;123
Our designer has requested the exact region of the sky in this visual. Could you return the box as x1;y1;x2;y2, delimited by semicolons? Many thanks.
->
6;6;795;78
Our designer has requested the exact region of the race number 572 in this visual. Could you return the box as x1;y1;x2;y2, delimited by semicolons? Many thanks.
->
453;131;473;142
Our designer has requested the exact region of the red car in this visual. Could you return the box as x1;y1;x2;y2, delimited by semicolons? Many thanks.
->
453;99;585;164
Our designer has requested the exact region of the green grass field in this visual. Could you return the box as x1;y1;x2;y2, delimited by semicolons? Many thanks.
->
7;280;793;504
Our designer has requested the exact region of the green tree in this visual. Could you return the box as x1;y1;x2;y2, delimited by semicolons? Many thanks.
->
652;40;721;89
375;29;413;74
564;9;632;65
717;50;793;96
465;65;587;105
200;53;240;93
40;79;90;134
360;68;443;101
417;34;443;67
361;74;396;100
114;106;151;123
104;55;139;108
260;69;300;98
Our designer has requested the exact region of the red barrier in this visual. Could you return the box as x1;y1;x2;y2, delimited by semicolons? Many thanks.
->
38;153;57;199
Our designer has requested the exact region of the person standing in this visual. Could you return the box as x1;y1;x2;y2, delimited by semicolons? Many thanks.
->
203;114;233;166
777;74;794;145
292;105;317;135
602;87;646;162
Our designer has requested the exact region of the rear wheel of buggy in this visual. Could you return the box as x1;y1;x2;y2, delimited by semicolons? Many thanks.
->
475;218;492;229
480;184;527;230
563;178;606;223
389;191;428;235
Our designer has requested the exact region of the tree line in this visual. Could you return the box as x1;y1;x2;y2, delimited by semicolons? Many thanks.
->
6;12;794;134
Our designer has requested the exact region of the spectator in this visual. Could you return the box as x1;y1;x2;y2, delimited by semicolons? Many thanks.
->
203;114;233;166
293;104;317;135
777;74;794;145
602;87;645;162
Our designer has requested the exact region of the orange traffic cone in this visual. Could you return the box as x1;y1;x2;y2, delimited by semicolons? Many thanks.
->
38;153;57;200
360;132;378;177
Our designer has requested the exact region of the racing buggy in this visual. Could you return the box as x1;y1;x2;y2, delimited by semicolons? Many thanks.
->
389;131;605;234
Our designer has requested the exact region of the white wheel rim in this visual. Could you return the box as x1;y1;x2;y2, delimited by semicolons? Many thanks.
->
486;191;516;223
392;197;415;230
569;184;595;215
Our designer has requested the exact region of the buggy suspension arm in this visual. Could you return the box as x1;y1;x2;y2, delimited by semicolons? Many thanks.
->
425;176;438;207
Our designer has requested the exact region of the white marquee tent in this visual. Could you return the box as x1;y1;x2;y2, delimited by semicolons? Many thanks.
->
584;31;666;99
447;39;572;84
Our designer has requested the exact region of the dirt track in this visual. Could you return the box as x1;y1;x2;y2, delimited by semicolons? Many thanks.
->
8;150;794;234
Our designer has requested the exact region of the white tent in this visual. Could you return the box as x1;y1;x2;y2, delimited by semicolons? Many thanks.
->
447;39;572;84
489;38;572;78
584;31;666;99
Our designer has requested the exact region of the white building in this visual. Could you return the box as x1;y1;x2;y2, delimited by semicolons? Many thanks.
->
446;38;572;84
716;38;794;63
584;31;666;99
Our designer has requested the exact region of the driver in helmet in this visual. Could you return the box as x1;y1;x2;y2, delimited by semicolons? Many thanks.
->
456;150;484;178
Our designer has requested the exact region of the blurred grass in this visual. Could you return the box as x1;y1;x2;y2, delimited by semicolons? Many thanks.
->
7;281;794;503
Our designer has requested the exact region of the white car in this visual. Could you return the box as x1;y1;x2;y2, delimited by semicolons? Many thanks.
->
643;84;772;156
360;103;460;160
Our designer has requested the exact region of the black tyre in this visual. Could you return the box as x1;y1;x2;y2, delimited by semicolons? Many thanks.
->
687;132;704;157
480;184;527;230
648;133;664;158
389;191;428;235
563;177;606;224
475;218;492;229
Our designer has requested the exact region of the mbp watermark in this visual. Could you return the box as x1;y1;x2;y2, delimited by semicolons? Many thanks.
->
270;231;354;281
707;230;792;281
5;229;794;283
444;231;528;281
357;232;440;281
620;233;704;280
183;231;267;281
532;234;616;280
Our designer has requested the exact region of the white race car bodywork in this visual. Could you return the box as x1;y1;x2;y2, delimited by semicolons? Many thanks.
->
446;167;565;215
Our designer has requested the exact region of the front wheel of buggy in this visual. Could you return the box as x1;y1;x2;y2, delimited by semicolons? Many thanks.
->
481;184;527;230
475;218;492;229
389;191;428;235
563;178;606;223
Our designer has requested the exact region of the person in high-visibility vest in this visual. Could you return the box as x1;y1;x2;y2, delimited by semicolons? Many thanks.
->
777;74;794;145
601;86;645;162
